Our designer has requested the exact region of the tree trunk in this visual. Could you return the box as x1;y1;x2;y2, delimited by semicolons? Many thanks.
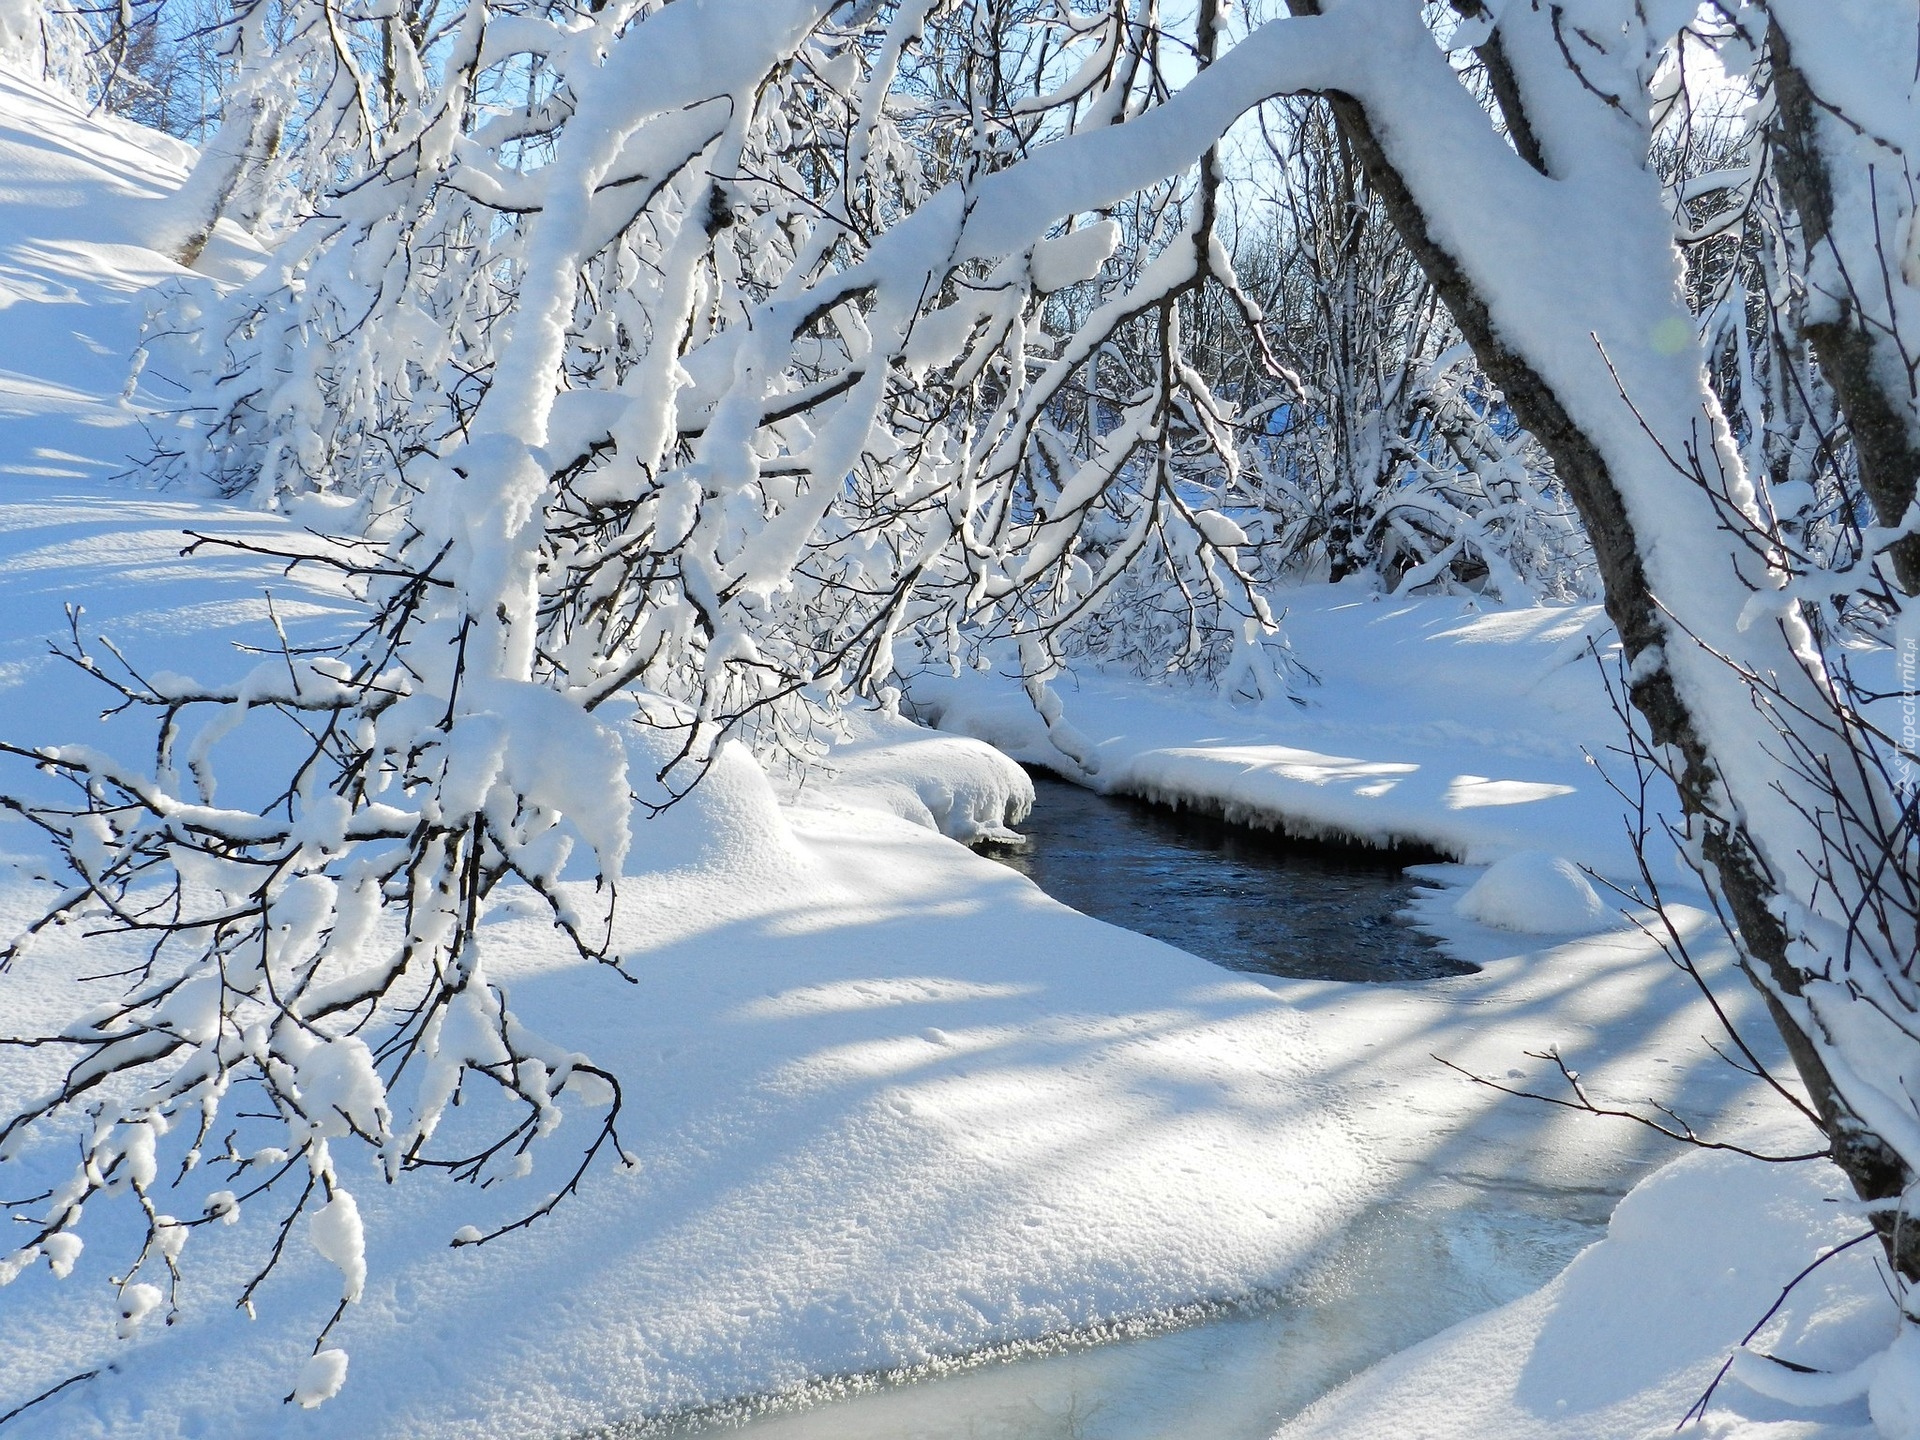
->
1767;20;1920;597
157;95;279;267
1285;0;1920;1282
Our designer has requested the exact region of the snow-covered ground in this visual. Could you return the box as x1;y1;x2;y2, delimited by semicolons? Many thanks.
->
0;63;1902;1440
908;596;1645;880
1275;1142;1896;1440
0;64;194;484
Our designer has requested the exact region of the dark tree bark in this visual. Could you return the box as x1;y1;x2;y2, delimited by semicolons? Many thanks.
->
1767;20;1920;596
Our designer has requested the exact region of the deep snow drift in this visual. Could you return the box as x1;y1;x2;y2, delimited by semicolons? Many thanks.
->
0;62;1902;1440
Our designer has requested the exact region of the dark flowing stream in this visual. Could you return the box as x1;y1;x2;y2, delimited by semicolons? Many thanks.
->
989;774;1470;983
649;777;1595;1439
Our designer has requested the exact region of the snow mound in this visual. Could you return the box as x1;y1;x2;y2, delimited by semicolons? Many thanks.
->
816;708;1034;844
1871;1328;1920;1440
622;710;804;876
1455;852;1607;935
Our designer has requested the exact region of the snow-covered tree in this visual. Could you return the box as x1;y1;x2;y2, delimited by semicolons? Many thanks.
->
0;0;103;97
1222;95;1591;602
8;0;1920;1419
1264;1;1920;1356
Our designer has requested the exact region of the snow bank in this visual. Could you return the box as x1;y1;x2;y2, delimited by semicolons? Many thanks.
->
1275;1145;1897;1440
0;812;1371;1438
1454;852;1609;936
0;810;1809;1438
909;594;1652;880
808;708;1033;844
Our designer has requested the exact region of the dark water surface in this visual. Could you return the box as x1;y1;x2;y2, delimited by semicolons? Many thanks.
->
988;774;1472;983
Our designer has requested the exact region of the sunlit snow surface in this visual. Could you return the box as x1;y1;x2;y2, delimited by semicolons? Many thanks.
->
908;598;1643;879
0;66;203;482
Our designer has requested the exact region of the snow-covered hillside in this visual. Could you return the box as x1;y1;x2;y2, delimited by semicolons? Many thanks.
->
0;59;1901;1440
0;65;191;481
0;65;354;795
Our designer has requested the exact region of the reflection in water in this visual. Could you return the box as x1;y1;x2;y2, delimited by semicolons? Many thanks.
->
989;775;1472;984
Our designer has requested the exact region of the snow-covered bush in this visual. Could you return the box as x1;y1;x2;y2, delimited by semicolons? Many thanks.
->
1222;96;1594;603
0;0;101;98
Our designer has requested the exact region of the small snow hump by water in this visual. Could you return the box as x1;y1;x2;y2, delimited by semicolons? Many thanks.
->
1455;851;1607;935
1872;1327;1920;1440
812;708;1034;845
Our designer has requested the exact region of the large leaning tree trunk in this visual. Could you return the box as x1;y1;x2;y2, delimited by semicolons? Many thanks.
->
1283;0;1920;1287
